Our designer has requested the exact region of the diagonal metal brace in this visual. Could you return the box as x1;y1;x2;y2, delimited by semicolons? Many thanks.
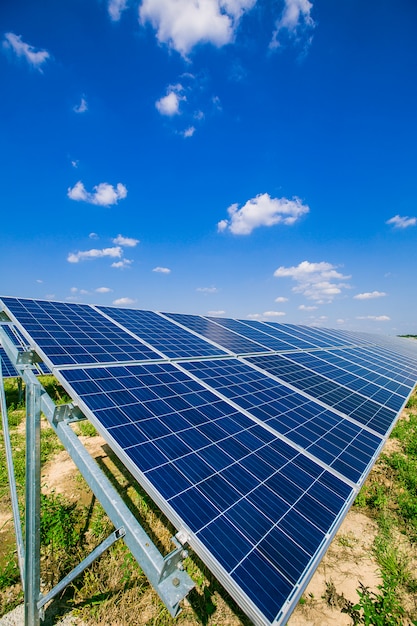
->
37;527;126;612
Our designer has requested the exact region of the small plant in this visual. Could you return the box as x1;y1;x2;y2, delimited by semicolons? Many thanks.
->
342;573;406;625
77;420;97;437
40;492;80;550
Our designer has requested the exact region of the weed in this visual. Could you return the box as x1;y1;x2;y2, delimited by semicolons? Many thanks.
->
77;420;97;437
0;553;20;589
40;492;80;550
342;573;406;625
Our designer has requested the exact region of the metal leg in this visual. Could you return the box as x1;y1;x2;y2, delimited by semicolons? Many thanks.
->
25;380;41;626
0;359;25;586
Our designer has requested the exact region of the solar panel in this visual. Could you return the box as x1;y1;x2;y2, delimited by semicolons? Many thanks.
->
163;312;273;355
97;306;228;359
57;361;354;624
1;297;161;366
0;345;19;377
1;295;416;626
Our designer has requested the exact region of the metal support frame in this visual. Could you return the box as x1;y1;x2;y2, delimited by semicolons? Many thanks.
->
0;328;194;625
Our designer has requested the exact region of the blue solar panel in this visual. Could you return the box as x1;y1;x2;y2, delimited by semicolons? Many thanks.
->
1;297;161;366
58;361;354;625
163;312;273;355
97;306;227;359
181;359;382;483
205;316;300;352
0;345;19;377
247;354;399;436
2;296;416;626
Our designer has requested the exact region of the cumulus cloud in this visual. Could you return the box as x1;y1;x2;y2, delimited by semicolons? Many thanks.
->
275;296;288;303
3;32;50;70
218;193;309;235
73;97;88;113
356;315;390;322
153;267;171;273
111;259;133;269
271;0;315;48
67;181;127;206
113;297;136;306
207;310;225;316
182;126;196;138
156;87;184;116
108;0;128;21
139;0;256;57
274;260;351;303
67;247;122;263
96;287;113;293
386;214;417;229
263;311;286;317
113;234;139;247
298;304;317;310
354;291;387;300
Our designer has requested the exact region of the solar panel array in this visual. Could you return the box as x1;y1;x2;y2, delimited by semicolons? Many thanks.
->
1;295;417;626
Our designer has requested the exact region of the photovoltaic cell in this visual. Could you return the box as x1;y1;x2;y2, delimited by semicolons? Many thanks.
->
58;362;354;624
163;312;272;355
97;306;227;359
1;297;161;366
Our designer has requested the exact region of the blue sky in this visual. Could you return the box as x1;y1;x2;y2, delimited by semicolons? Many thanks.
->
1;0;416;335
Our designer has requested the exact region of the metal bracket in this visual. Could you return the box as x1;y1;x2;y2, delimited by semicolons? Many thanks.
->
16;350;42;366
53;403;86;424
159;536;189;584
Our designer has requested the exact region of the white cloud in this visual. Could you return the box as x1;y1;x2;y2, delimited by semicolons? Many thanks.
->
108;0;128;21
153;267;171;274
356;315;391;322
71;160;79;168
247;313;262;319
67;181;127;206
183;126;196;138
70;287;78;293
274;260;351;303
263;311;286;317
113;234;139;247
113;297;136;306
298;304;317;310
89;232;99;239
274;296;288;303
156;89;184;116
96;287;113;293
336;319;345;324
73;97;88;113
218;193;309;235
197;287;218;293
271;0;315;48
3;32;50;70
111;259;133;269
139;0;256;57
354;291;387;300
36;279;43;283
67;247;122;263
207;310;225;316
386;214;417;229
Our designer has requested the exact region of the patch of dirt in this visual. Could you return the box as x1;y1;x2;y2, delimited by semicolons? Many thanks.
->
41;435;107;504
288;511;380;625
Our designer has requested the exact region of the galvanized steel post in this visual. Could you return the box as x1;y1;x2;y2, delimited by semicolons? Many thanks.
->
25;379;42;626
